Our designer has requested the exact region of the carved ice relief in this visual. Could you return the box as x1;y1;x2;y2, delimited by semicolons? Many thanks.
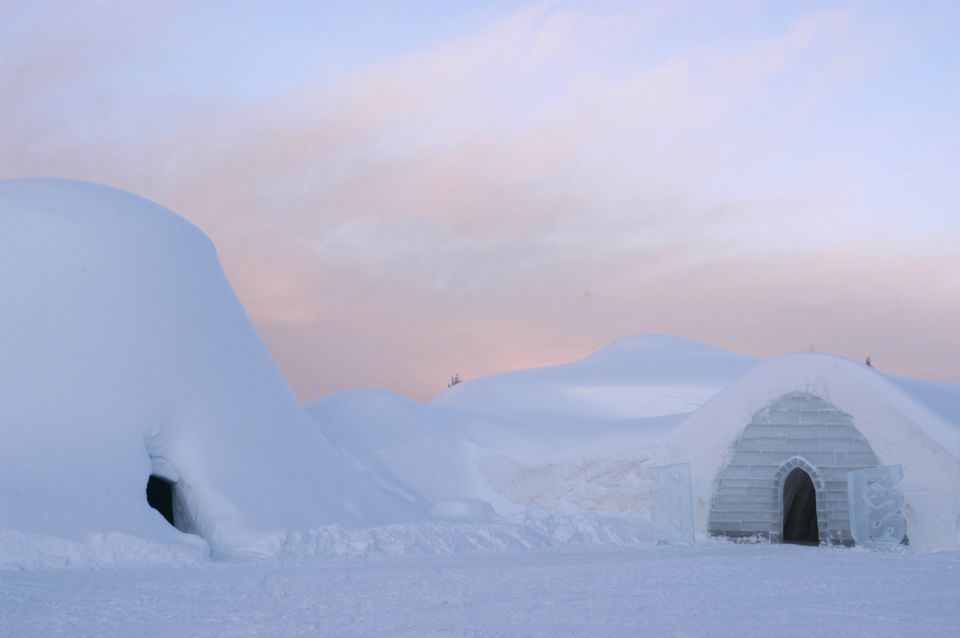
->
650;463;694;544
847;465;907;550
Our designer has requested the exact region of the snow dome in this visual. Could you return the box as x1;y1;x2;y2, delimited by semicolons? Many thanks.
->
0;178;417;566
666;353;960;551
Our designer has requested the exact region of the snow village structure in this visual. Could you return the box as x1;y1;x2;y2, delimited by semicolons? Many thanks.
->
666;354;960;550
309;333;960;553
418;338;960;552
2;178;958;568
0;178;419;566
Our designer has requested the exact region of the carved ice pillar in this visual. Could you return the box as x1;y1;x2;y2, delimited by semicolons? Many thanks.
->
650;463;695;544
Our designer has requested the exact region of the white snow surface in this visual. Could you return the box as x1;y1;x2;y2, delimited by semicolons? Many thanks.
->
3;544;959;637
432;333;758;422
0;178;417;566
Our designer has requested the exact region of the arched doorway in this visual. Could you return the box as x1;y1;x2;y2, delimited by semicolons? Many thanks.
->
782;468;819;544
707;393;880;543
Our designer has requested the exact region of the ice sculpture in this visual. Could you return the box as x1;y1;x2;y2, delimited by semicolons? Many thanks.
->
847;465;907;550
650;463;694;544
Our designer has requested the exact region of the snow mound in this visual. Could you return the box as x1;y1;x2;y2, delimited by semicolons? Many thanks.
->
432;334;757;422
598;333;732;354
0;178;416;566
306;386;678;519
305;388;503;511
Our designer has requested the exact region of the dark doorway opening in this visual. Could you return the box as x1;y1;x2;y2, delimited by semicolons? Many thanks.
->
782;468;819;545
146;475;176;526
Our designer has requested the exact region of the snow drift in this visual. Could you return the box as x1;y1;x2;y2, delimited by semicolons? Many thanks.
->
307;336;760;526
0;178;418;566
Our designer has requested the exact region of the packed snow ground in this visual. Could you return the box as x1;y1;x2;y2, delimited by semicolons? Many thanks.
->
3;543;958;637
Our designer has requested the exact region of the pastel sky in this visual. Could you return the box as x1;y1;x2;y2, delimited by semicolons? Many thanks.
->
2;0;958;401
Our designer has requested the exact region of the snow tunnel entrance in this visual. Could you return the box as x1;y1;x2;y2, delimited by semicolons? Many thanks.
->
146;475;176;526
782;468;819;545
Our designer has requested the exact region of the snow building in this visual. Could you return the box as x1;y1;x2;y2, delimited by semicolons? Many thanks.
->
427;335;960;552
667;353;960;551
0;178;419;566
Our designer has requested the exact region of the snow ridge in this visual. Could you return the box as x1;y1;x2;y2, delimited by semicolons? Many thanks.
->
279;511;656;559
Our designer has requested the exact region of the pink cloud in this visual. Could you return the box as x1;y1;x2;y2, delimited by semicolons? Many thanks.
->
2;1;957;400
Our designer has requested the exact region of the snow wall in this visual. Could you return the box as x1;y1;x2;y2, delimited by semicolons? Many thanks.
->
0;178;420;567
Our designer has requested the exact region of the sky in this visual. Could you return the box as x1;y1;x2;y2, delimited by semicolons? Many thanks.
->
2;0;958;401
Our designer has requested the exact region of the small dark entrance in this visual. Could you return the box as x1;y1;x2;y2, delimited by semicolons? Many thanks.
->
782;468;819;544
146;475;176;526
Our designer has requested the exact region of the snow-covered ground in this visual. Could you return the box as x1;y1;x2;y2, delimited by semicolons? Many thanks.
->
3;543;958;637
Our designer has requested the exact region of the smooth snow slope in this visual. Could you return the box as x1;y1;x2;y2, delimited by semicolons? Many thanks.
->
432;334;758;422
4;545;959;638
0;178;417;567
305;388;498;511
889;375;960;435
309;336;759;519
